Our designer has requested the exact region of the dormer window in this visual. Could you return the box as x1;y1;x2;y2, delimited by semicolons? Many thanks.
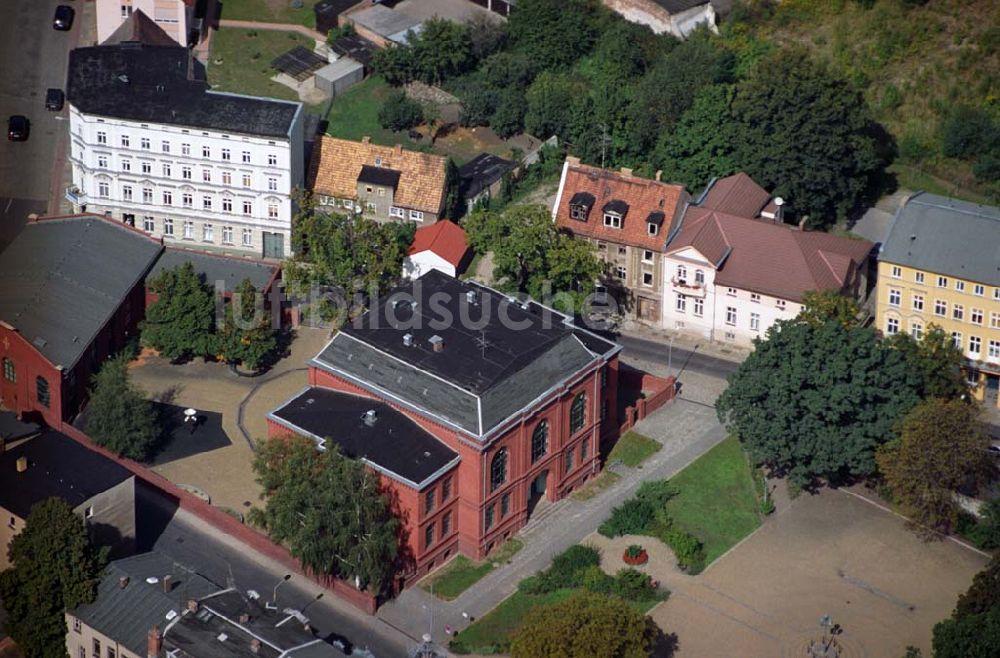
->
568;192;595;222
648;223;658;236
603;213;622;229
375;156;382;166
646;211;665;237
602;199;629;228
570;205;588;221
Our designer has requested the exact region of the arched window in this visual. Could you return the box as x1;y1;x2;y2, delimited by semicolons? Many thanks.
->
531;421;549;463
490;448;508;492
570;393;586;434
2;358;14;383
36;376;50;408
676;265;687;282
695;270;705;285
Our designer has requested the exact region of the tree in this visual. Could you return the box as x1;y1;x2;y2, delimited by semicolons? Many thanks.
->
442;158;464;220
887;325;968;400
489;88;526;138
250;436;400;594
371;46;413;86
408;18;476;85
457;79;497;127
655;84;739;190
876;399;993;534
378;90;424;132
142;262;217;361
798;289;861;327
85;353;159;461
0;498;107;658
716;319;922;486
932;558;1000;658
508;0;599;70
510;590;659;658
217;278;278;372
466;12;507;60
525;71;586;141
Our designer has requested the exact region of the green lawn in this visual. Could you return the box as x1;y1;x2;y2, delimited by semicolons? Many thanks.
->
219;0;319;28
664;437;761;564
208;28;312;102
450;589;575;655
325;76;426;150
608;431;662;468
421;539;523;601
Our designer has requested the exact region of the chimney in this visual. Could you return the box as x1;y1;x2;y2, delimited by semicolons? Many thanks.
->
429;335;444;353
186;599;199;613
394;144;403;155
773;197;785;224
362;409;378;426
162;575;172;594
15;456;27;473
620;167;633;177
565;155;581;166
147;626;162;658
403;332;413;347
361;136;370;144
655;170;662;182
238;613;250;625
250;640;261;654
119;576;130;589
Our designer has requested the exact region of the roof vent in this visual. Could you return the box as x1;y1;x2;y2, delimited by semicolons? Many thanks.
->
909;234;917;241
362;409;378;426
250;640;261;655
247;590;260;600
403;333;414;347
15;456;26;473
165;610;177;621
146;576;159;585
119;576;130;589
118;74;129;83
429;335;444;353
466;290;478;305
238;613;250;624
216;633;228;643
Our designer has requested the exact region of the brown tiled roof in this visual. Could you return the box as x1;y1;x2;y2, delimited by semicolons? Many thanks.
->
700;172;771;219
308;136;448;214
102;9;178;47
667;207;873;302
408;220;469;268
554;161;688;250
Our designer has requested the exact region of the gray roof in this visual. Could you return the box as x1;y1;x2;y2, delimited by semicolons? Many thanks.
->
879;192;1000;286
72;553;221;658
149;248;278;292
312;271;617;439
0;216;163;369
349;5;422;42
653;0;712;12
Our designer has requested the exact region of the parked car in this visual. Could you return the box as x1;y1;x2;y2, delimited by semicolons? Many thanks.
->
45;88;64;111
53;5;74;30
7;115;29;141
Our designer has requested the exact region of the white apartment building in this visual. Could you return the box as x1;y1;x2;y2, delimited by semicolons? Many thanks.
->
96;0;199;47
66;39;304;259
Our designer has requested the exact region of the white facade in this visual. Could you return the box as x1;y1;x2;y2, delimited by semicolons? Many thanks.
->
660;247;801;347
403;250;456;280
96;0;191;46
67;101;304;259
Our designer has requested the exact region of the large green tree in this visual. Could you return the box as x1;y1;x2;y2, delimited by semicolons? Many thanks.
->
658;50;886;227
510;590;659;658
142;262;217;361
716;319;922;486
932;557;1000;658
217;278;278;373
250;437;400;595
798;289;861;327
876;399;993;534
886;326;968;400
85;353;159;461
371;18;476;86
0;498;107;658
507;0;599;70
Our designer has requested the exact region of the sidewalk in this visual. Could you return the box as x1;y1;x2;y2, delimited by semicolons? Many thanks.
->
376;398;727;646
618;320;751;364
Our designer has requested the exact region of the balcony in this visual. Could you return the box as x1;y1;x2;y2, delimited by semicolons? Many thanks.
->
669;277;706;296
65;186;87;206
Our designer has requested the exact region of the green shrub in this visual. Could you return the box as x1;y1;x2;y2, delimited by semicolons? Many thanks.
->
940;105;999;159
517;574;546;595
974;152;1000;183
635;480;678;507
625;544;645;560
613;568;655;601
549;544;601;586
580;565;615;594
661;528;705;573
378;90;425;132
598;499;654;537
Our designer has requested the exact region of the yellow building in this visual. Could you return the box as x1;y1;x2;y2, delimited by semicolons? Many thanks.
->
876;193;1000;408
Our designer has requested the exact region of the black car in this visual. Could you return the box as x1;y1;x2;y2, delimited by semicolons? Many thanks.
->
45;88;65;111
53;5;74;30
7;115;29;141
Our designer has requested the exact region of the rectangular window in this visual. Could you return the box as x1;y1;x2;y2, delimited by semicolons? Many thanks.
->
953;304;964;321
891;265;901;278
565;448;574;473
937;276;948;288
727;288;737;297
485;505;494;531
952;331;962;349
268;177;278;191
501;493;510;518
242;151;251;163
97;155;108;168
268;204;278;219
222;171;232;186
108;647;115;658
642;272;653;287
912;294;923;311
615;265;626;280
602;213;622;228
934;300;947;316
424;523;435;548
79;647;85;658
122;184;132;201
442;477;452;501
182;166;192;180
988;340;1000;359
222;198;232;213
914;271;924;284
222;226;233;244
776;299;787;311
140;137;150;150
121;158;131;171
73;618;81;633
569;204;587;221
441;512;451;538
750;312;760;332
971;309;984;325
601;399;608;420
675;294;686;313
142;188;152;204
36;376;49;408
956;280;966;292
141;161;151;174
203;224;214;242
242;201;252;216
647;223;658;236
182;193;192;208
163;218;174;236
990;312;1000;329
425;489;435;514
162;191;172;205
390;206;404;218
888;289;901;306
581;437;589;460
121;135;129;148
969;335;981;354
143;216;154;232
618;246;627;256
221;148;231;161
2;358;14;382
886;318;899;335
750;293;761;303
162;163;171;177
725;306;737;325
693;297;704;317
96;131;107;144
161;140;170;153
242;173;251;188
642;250;654;263
601;365;607;389
366;201;377;213
202;145;210;158
410;210;424;221
910;321;923;340
98;181;110;198
974;284;985;296
181;143;191;156
93;639;100;658
202;196;212;210
268;153;277;166
202;169;211;183
242;228;253;246
183;221;194;239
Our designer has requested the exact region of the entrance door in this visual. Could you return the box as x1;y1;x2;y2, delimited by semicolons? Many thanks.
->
527;470;548;518
263;232;284;259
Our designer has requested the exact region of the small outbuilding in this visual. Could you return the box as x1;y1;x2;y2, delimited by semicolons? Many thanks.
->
314;57;365;97
459;153;517;211
403;220;471;280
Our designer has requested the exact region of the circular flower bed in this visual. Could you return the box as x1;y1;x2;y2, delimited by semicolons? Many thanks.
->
623;544;649;566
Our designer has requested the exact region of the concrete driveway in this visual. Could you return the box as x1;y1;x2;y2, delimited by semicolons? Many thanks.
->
649;488;988;657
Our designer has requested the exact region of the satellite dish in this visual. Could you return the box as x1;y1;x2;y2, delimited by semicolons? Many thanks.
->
774;197;785;207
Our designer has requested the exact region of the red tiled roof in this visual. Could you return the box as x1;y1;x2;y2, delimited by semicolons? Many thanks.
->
700;172;771;219
667;207;873;302
554;161;688;250
408;220;469;268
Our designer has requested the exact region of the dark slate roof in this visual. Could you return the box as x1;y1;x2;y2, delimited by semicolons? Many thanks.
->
569;192;595;208
653;0;711;12
329;34;377;66
72;553;221;658
311;270;619;438
879;192;1000;286
66;44;301;138
149;248;278;292
0;216;162;369
270;387;457;489
0;430;133;518
458;153;516;199
0;411;40;442
603;199;629;216
357;165;402;188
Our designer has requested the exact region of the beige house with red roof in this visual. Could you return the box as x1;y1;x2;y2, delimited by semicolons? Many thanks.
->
553;157;689;322
403;220;471;279
661;173;873;345
308;136;448;227
96;1;199;47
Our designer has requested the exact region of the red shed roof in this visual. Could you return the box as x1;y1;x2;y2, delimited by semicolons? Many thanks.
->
408;220;469;268
667;207;873;302
554;160;688;251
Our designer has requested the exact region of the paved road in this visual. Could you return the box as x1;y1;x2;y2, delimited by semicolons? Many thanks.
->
617;333;740;380
0;0;78;251
136;484;414;658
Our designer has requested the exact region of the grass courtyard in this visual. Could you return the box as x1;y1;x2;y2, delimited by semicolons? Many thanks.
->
208;28;313;103
324;76;427;150
607;431;662;468
218;0;319;27
420;539;523;601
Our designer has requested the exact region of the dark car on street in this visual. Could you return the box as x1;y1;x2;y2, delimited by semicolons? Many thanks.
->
53;5;74;30
45;88;64;111
7;115;29;141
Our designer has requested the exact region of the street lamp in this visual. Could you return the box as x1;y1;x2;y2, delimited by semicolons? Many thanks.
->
667;336;676;377
272;574;291;604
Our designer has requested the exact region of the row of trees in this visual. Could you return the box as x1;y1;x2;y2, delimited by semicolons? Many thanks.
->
717;291;993;535
372;0;890;227
918;557;1000;658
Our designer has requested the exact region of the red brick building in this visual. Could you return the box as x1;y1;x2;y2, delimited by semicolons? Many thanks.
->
267;271;622;582
0;214;163;427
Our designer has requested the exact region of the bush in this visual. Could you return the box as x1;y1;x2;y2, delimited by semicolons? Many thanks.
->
549;544;601;586
660;528;705;573
598;499;654;537
378;90;424;132
517;574;547;595
636;480;678;507
613;568;655;602
580;564;615;594
941;105;999;159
